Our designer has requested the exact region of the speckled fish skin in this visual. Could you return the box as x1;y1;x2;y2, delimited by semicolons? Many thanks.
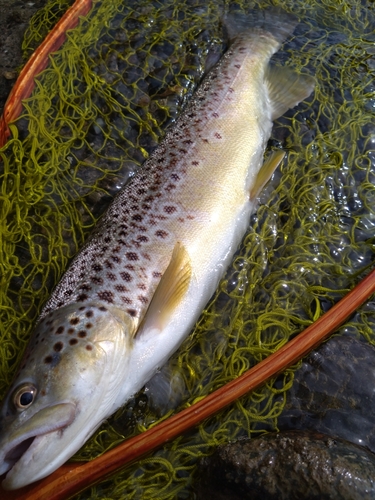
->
0;9;314;489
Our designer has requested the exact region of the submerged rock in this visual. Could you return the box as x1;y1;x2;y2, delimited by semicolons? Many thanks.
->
196;430;375;500
278;335;375;452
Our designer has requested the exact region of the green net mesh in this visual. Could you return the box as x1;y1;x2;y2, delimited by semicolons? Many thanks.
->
1;0;375;497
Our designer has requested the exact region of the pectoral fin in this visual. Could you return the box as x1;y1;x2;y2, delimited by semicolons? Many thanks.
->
250;150;285;199
266;65;315;120
138;242;192;335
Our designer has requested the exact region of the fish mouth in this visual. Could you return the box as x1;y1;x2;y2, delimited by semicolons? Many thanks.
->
2;436;36;472
0;402;76;490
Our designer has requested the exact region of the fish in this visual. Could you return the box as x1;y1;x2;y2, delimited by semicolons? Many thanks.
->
0;8;314;490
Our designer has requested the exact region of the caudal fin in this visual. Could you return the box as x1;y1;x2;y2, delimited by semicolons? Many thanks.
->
224;8;298;45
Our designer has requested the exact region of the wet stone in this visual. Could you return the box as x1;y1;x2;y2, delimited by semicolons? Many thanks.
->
278;335;375;452
196;430;375;500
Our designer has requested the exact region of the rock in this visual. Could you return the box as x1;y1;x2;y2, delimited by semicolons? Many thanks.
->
196;430;375;499
279;335;375;452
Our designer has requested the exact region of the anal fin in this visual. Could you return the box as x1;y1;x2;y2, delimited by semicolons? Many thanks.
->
250;150;285;199
138;242;192;335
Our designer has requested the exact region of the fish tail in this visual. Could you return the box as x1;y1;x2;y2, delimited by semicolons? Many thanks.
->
223;7;298;45
223;8;314;121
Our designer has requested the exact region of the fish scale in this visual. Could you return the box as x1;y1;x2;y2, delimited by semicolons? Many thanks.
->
0;8;314;490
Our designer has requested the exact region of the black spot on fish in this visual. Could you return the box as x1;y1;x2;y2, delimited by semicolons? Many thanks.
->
86;345;93;351
55;326;64;335
98;290;114;303
126;252;139;261
78;330;87;338
77;293;88;302
99;306;107;312
70;317;79;325
79;306;86;311
155;230;168;239
91;276;103;285
44;353;61;366
127;309;137;317
68;328;74;334
115;284;128;293
86;310;94;318
164;206;177;214
86;323;93;329
69;339;78;346
104;259;114;269
79;284;92;292
54;342;63;352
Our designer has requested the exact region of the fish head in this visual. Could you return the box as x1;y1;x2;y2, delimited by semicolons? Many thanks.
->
0;302;134;489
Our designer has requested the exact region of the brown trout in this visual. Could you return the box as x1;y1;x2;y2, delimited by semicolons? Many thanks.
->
0;9;314;489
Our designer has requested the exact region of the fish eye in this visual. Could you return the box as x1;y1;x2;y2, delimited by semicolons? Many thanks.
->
13;384;37;411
